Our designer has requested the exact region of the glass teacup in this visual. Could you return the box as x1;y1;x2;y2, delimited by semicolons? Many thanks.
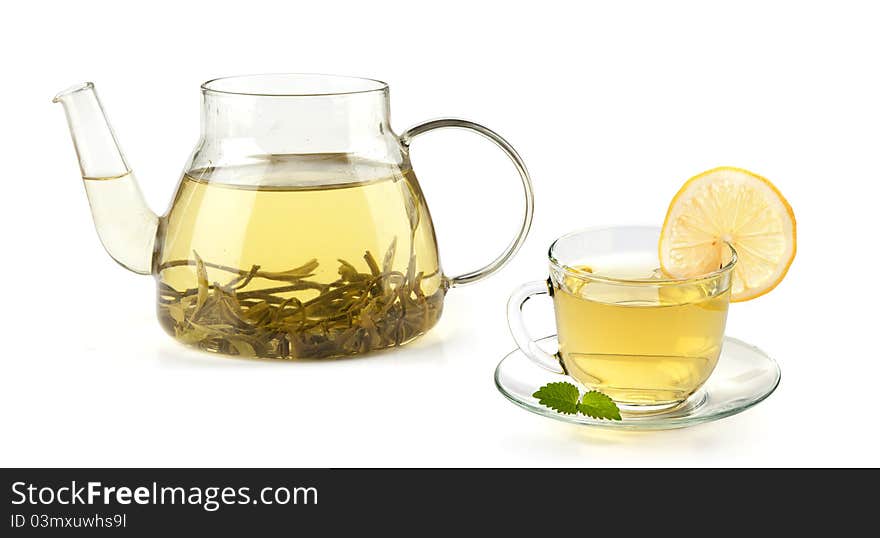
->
508;226;737;412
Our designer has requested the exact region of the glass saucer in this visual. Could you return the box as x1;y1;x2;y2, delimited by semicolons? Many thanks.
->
494;336;780;431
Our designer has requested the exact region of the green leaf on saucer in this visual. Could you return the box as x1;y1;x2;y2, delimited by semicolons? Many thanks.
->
532;382;580;414
578;391;622;421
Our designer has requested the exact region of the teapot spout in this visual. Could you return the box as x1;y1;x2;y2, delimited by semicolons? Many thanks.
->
54;83;158;275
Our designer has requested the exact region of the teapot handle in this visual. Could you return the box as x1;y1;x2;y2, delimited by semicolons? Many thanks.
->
399;119;535;288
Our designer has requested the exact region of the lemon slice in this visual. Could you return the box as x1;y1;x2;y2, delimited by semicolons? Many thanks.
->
659;167;796;302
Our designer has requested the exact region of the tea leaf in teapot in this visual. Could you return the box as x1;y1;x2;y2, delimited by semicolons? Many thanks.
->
258;259;319;282
412;272;425;299
160;291;193;324
174;322;212;345
243;300;271;324
166;301;187;324
405;253;417;285
228;264;261;290
210;286;252;329
193;251;209;314
267;297;300;324
399;179;421;232
383;237;397;275
363;250;381;277
337;259;365;282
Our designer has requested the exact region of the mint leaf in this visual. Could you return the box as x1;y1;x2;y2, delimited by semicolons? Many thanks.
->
533;383;622;421
532;382;580;414
578;391;622;421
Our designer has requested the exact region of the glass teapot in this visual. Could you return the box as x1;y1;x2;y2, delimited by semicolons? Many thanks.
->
54;74;534;359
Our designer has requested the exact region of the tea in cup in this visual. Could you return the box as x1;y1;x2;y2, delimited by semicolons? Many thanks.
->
508;226;736;412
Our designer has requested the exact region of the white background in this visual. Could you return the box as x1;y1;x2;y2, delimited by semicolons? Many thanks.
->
2;0;877;467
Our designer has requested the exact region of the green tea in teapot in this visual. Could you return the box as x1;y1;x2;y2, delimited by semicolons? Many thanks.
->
55;75;534;360
154;155;445;359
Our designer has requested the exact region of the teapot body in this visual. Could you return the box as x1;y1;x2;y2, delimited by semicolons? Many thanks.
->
55;74;534;360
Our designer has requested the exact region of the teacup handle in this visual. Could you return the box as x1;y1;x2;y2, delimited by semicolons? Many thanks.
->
507;279;565;374
400;119;534;288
